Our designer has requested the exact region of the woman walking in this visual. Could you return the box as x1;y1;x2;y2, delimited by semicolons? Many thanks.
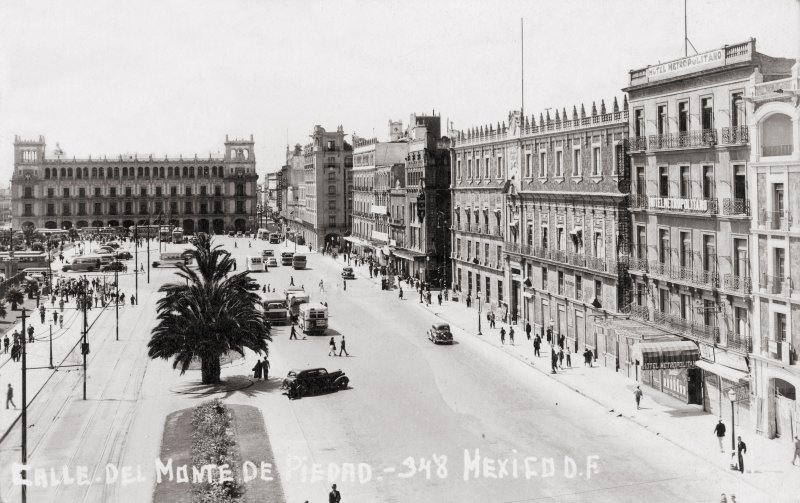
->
328;337;337;357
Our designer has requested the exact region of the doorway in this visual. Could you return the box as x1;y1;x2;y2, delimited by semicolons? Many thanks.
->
773;378;796;440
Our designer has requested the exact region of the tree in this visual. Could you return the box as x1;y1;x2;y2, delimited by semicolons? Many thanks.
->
147;234;270;384
21;222;36;246
5;287;24;311
0;301;7;320
24;281;39;299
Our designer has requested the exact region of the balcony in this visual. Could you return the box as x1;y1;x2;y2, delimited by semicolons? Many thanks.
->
647;196;718;214
648;129;717;150
649;261;719;288
652;310;720;344
762;145;793;157
721;126;749;145
630;136;648;152
758;210;792;231
723;274;752;294
726;334;753;353
621;304;650;321
629;194;649;209
628;257;648;272
760;274;792;296
722;198;750;216
389;218;405;226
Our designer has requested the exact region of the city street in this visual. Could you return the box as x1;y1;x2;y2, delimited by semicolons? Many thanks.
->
0;234;769;502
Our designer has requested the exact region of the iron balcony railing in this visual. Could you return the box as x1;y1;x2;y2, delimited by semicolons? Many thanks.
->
721;126;749;145
629;194;649;209
758;210;792;231
621;304;649;321
649;261;720;287
722;198;750;216
652;310;720;344
726;334;753;353
630;136;648;151
649;129;717;150
723;274;752;294
760;274;792;296
628;257;649;272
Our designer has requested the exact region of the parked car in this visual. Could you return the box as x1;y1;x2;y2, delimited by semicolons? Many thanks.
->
428;322;453;344
101;261;127;272
115;251;133;260
341;267;355;279
266;257;278;267
281;368;349;399
228;231;235;237
105;242;121;249
236;231;243;238
98;246;115;254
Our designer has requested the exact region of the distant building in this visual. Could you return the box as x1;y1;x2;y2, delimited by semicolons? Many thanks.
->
0;184;12;224
11;135;258;234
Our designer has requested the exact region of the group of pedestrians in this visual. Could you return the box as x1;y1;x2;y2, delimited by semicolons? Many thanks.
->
328;336;349;357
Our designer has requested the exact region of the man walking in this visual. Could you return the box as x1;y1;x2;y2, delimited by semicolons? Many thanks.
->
290;276;295;286
525;321;531;340
329;483;341;503
3;336;8;354
289;322;298;341
533;335;541;357
6;384;15;409
500;327;505;345
714;420;727;453
737;436;747;473
509;327;515;345
27;325;34;344
550;347;558;374
252;359;263;380
339;336;349;357
437;292;442;306
634;386;643;409
262;357;270;380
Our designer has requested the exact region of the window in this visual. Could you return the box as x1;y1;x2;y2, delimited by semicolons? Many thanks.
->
484;157;490;178
467;271;472;292
680;166;691;198
594;231;604;259
542;227;549;249
456;159;461;179
24;204;33;216
78;202;86;215
498;280;503;302
328;185;336;195
185;201;192;213
63;188;70;198
776;312;787;342
733;165;746;202
774;247;786;278
681;294;691;320
702;166;715;198
636;166;646;196
558;271;564;295
171;186;178;196
47;188;54;198
541;267;548;289
731;92;745;129
592;147;601;176
329;215;336;227
328;171;336;181
476;273;481;293
213;201;222;213
214;185;222;196
703;235;716;272
170;202;178;214
23;187;33;198
109;202;117;215
659;288;669;313
485;277;491;301
734;307;747;338
139;203;148;215
555;151;563;177
525;153;532;177
496;245;501;265
594;280;602;304
557;227;564;251
186;188;192;197
94;202;102;215
679;231;691;267
62;203;70;216
155;202;164;214
575;275;582;300
124;202;132;215
200;186;207;195
235;184;244;197
636;283;646;306
733;238;748;277
539;152;546;177
636;226;647;259
484;243;489;264
773;183;785;213
496;156;503;178
572;149;581;176
657;104;667;135
703;300;716;327
678;101;689;133
328;200;336;210
124;187;131;197
634;109;644;137
467;241;472;261
659;229;670;264
701;97;713;130
467;159;472;179
110;187;117;197
659;166;669;197
156;187;162;196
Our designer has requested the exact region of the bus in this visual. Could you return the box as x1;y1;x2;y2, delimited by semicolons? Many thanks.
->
133;225;160;239
292;254;307;270
172;228;185;244
269;233;281;244
262;293;290;325
246;255;267;272
298;303;328;335
280;252;294;266
152;252;191;268
63;253;114;272
256;228;270;240
159;226;172;243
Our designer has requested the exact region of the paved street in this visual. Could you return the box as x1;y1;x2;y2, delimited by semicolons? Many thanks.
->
0;234;773;502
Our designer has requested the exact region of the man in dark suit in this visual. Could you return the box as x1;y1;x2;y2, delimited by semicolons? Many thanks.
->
737;436;746;473
329;483;341;503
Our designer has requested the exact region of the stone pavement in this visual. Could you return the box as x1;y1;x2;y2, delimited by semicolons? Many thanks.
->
333;253;800;501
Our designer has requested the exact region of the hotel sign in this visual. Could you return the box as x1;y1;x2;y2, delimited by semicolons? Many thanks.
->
646;49;724;82
649;196;708;212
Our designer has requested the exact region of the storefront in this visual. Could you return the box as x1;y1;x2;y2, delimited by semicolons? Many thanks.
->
390;248;426;279
633;340;702;404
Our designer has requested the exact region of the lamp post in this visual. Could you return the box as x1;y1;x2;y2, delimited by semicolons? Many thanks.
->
477;293;482;335
727;388;737;452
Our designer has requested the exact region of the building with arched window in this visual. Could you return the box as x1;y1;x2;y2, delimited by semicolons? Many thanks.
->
11;135;258;235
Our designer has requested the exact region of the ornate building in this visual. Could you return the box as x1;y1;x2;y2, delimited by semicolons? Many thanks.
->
11;135;258;234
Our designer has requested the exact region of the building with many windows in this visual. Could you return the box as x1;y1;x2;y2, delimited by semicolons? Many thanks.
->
11;135;258;234
280;144;305;234
747;56;800;443
624;39;794;424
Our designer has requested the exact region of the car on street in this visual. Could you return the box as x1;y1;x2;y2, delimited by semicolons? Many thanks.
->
280;251;294;265
281;368;349;399
105;242;121;249
98;246;115;254
236;231;243;238
266;257;278;267
115;251;133;260
101;261;127;272
341;267;355;279
428;322;453;344
228;231;235;237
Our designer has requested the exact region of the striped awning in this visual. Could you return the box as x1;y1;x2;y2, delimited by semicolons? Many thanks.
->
634;340;700;370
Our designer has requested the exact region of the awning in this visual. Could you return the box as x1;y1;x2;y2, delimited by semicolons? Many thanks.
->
570;226;583;235
694;359;750;382
392;248;426;261
633;340;700;370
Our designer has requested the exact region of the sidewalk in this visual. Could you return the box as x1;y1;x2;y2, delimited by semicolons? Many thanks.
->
335;255;800;501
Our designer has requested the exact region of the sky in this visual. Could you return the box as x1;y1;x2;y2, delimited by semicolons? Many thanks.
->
0;0;797;182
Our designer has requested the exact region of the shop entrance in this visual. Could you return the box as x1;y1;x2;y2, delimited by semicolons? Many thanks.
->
773;378;797;440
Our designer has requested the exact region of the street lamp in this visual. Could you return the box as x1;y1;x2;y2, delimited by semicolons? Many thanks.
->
477;293;482;335
727;388;737;452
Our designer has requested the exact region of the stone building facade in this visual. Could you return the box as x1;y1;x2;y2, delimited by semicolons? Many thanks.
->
11;135;258;234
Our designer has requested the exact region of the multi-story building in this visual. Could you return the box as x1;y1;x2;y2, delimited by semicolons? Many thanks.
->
0;184;12;224
296;125;352;250
11;135;258;234
280;144;305;235
392;114;451;283
265;171;278;215
747;55;800;442
624;39;793;423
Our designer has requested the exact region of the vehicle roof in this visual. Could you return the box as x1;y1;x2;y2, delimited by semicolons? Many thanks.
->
300;302;327;310
433;322;450;330
343;266;353;271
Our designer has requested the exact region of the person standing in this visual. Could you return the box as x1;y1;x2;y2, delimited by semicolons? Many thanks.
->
3;335;8;354
525;322;531;340
329;483;341;503
343;279;346;291
59;314;63;329
509;327;515;345
792;436;800;465
565;349;572;367
550;348;558;374
533;336;541;357
6;384;15;409
27;325;34;344
328;337;337;357
262;357;270;380
399;286;403;299
466;294;471;308
546;326;553;345
737;436;747;473
558;347;564;369
339;336;349;357
634;386;643;409
252;359;263;380
500;327;506;345
714;420;727;453
39;306;45;324
437;293;442;306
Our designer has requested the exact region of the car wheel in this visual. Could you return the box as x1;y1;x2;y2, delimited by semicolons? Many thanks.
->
338;377;349;390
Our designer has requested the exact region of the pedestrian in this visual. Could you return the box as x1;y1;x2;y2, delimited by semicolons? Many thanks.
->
319;279;325;292
343;279;347;291
550;348;558;374
426;291;431;305
39;307;45;325
339;336;349;357
737;436;747;473
509;327;515;345
59;299;64;312
329;483;341;503
290;276;295;286
565;350;572;367
558;347;564;369
634;386;643;409
27;325;34;344
252;359;263;380
500;327;506;345
491;312;496;329
466;294;471;308
262;285;266;293
583;348;591;366
328;337;337;357
525;321;531;340
233;260;237;271
289;323;298;340
533;336;541;356
437;293;442;306
262;357;270;380
6;384;15;409
399;286;403;299
443;288;449;301
2;336;8;354
546;326;553;344
234;242;238;248
59;314;63;329
792;436;800;465
130;295;136;305
558;333;565;350
140;263;144;272
714;420;727;453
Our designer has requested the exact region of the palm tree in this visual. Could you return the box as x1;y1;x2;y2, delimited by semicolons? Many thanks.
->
147;234;270;385
5;287;24;311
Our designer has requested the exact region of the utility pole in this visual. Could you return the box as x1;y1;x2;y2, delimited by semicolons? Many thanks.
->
48;324;53;369
19;308;28;503
82;282;88;401
115;268;119;341
134;222;139;299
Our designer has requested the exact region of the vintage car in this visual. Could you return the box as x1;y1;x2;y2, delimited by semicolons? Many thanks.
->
282;368;349;399
101;261;127;272
114;251;133;260
341;267;355;279
428;322;453;344
266;257;278;267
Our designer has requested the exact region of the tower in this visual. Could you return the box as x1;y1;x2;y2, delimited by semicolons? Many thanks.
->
224;134;255;164
13;135;46;173
388;119;403;141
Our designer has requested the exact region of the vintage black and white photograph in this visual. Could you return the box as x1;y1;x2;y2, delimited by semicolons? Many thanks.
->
0;0;799;501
